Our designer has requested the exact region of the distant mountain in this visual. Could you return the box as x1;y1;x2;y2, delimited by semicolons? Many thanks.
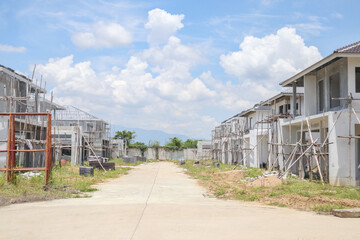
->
111;126;192;146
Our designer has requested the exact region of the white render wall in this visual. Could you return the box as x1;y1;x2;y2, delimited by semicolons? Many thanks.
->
53;126;83;165
328;111;360;186
126;147;199;160
304;75;317;116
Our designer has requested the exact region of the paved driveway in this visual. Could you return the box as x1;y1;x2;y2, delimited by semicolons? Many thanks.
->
0;162;359;240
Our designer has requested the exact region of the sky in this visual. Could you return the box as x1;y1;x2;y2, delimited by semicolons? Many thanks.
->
0;0;360;140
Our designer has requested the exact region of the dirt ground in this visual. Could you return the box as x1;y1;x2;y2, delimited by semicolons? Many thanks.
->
185;166;360;211
1;162;360;240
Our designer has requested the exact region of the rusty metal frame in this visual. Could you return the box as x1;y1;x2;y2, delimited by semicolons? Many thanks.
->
0;113;52;184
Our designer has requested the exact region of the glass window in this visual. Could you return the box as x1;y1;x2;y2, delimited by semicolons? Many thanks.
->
356;67;360;93
279;105;283;114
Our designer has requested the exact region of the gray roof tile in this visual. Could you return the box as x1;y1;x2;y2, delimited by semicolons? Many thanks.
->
334;41;360;53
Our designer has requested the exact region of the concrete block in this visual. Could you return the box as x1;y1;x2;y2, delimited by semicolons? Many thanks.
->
79;166;94;177
332;208;360;218
123;156;137;164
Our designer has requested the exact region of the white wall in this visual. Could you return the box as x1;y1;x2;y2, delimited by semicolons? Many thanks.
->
126;147;198;160
348;57;360;107
328;111;359;186
304;75;317;116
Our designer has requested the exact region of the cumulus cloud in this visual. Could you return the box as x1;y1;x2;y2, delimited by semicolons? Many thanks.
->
145;8;184;45
220;27;322;86
72;21;132;48
37;35;219;138
0;43;26;53
38;18;322;139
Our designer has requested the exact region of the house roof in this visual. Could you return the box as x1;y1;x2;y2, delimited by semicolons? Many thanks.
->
280;40;360;87
260;89;304;106
0;65;46;93
334;41;360;53
55;105;108;124
237;104;271;118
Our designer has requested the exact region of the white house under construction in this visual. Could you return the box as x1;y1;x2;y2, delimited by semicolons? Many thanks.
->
0;64;116;171
212;40;360;186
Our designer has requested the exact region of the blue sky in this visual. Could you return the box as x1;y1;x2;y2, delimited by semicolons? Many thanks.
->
1;0;360;139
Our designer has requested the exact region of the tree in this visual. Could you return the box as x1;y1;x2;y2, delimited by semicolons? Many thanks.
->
182;139;198;148
148;140;161;148
128;142;148;157
164;137;183;151
114;130;135;147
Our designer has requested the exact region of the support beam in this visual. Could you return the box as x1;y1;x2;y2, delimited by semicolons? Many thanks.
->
292;82;297;118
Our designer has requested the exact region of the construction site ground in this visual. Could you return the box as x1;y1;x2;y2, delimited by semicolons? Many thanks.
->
0;159;134;206
0;161;359;240
181;160;360;212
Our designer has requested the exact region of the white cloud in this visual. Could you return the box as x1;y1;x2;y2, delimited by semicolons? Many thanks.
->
145;8;184;45
37;35;218;138
220;27;322;87
38;20;323;139
0;43;26;53
72;21;132;48
332;12;343;19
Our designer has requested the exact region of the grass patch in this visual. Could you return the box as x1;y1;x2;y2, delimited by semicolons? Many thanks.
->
269;202;286;207
0;157;143;206
215;186;227;197
313;204;345;212
179;160;360;212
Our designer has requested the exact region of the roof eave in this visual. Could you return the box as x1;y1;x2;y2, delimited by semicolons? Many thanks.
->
279;52;360;87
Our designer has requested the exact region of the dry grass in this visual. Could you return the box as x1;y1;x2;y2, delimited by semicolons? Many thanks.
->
0;158;142;206
181;160;360;212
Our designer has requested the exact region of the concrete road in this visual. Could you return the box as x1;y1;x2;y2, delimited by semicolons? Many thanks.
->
0;162;359;240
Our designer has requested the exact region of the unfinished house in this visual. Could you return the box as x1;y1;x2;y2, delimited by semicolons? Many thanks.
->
211;90;304;169
196;140;212;160
237;104;271;168
53;105;111;165
259;90;304;170
279;41;360;186
0;65;49;171
111;139;124;158
211;118;236;164
211;126;222;162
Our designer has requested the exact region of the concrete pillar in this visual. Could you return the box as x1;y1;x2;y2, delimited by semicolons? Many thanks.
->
304;75;317;116
292;82;297;117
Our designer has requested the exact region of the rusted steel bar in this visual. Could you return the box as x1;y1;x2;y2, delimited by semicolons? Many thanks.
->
0;113;49;116
45;113;52;184
2;113;52;183
0;149;46;153
0;168;46;171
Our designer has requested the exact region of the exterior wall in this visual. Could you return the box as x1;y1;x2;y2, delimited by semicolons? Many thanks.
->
53;126;83;165
314;58;348;113
0;118;8;168
304;75;317;116
348;57;360;102
328;111;359;186
0;67;47;169
197;140;212;160
111;139;124;158
127;147;198;160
